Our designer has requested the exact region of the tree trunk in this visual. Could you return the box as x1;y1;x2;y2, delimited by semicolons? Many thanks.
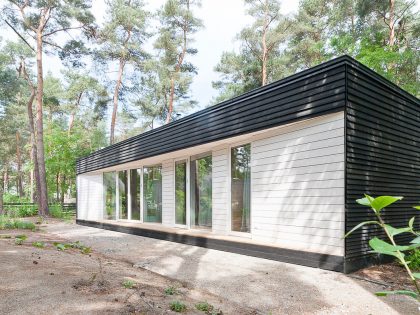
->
166;20;188;124
110;58;125;145
68;91;83;135
261;0;268;86
4;167;8;193
0;171;3;215
35;30;49;216
56;173;59;203
16;131;23;198
389;0;395;47
61;174;66;204
21;59;41;204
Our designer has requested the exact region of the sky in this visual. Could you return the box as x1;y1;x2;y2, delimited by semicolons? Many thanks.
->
3;0;299;109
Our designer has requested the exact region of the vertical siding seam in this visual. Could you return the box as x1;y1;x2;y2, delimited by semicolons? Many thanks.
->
344;62;349;264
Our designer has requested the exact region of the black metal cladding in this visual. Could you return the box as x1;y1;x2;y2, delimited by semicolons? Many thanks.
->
344;60;420;273
76;56;349;174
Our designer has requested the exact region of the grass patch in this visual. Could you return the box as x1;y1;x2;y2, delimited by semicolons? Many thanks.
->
49;204;73;221
15;234;27;245
407;249;420;270
0;216;36;231
169;301;187;312
52;241;91;254
195;301;222;314
32;241;46;248
164;286;179;295
122;279;136;289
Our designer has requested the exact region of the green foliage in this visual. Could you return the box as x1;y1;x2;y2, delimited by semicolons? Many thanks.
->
0;216;35;230
407;250;420;271
52;240;91;254
49;204;72;220
169;300;187;312
346;194;420;300
53;242;67;251
15;234;27;245
195;301;221;314
164;286;179;295
122;279;136;289
32;241;45;248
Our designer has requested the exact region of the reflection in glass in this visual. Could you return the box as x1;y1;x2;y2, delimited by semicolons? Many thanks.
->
130;169;141;220
231;144;251;232
118;170;128;219
190;155;212;229
143;165;162;223
175;160;187;225
103;172;116;220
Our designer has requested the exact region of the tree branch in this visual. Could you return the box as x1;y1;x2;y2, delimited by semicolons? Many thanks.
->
42;25;84;37
4;19;35;51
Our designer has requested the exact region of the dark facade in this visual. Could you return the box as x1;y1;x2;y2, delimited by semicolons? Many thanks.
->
344;59;420;273
77;56;420;273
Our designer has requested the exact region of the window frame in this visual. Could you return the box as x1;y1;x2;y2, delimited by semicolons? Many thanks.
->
228;141;252;237
173;157;190;228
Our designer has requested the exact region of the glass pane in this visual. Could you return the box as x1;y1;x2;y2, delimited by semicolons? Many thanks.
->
118;170;128;219
190;155;212;229
143;165;162;223
175;160;187;225
231;144;251;232
130;169;141;220
103;172;116;220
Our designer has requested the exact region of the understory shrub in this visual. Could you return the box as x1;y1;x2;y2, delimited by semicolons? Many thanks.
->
170;301;187;312
49;204;72;220
346;195;420;301
407;249;420;271
0;216;36;230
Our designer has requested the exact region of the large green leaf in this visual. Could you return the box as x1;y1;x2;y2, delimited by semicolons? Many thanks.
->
375;290;419;299
369;238;408;258
344;221;380;238
384;224;412;237
412;273;420;279
370;196;403;212
413;206;420;210
356;196;371;207
411;236;420;244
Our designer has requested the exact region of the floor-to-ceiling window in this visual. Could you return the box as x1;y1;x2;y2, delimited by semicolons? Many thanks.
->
143;165;162;223
190;154;212;229
118;170;128;219
103;172;116;220
175;160;187;225
231;144;251;232
130;169;141;220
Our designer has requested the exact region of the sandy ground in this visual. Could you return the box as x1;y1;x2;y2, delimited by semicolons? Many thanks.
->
1;219;420;314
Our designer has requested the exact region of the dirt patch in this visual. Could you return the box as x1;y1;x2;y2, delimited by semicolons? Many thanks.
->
0;228;253;315
354;262;417;291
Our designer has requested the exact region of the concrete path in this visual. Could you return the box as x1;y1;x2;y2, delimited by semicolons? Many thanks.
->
46;221;419;314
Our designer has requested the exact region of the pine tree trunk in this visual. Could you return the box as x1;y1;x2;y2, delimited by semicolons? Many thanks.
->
0;171;3;215
4;167;8;193
261;0;268;86
389;0;395;47
16;131;23;198
35;30;49;216
61;174;66;204
110;58;125;145
21;59;41;204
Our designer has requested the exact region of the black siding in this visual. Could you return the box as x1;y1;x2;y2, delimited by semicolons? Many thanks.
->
344;61;420;273
77;57;348;174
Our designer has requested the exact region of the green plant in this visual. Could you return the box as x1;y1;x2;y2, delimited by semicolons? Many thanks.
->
0;216;35;231
32;241;46;248
53;242;68;251
15;234;27;245
169;301;187;312
164;286;179;295
406;249;420;271
49;204;72;220
345;195;420;300
122;279;136;289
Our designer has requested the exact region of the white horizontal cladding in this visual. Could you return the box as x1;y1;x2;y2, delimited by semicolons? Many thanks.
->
162;159;175;226
251;112;345;256
77;174;103;220
212;146;229;234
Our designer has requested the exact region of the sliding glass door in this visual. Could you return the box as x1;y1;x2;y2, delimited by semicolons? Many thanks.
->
190;154;212;229
143;165;162;223
231;144;251;232
175;160;187;225
103;172;116;220
130;169;141;220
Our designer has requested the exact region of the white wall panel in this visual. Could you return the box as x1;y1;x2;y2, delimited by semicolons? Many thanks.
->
251;112;345;255
76;174;103;220
212;146;229;234
162;159;175;226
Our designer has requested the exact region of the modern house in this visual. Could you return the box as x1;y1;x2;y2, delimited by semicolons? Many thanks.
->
76;55;420;273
